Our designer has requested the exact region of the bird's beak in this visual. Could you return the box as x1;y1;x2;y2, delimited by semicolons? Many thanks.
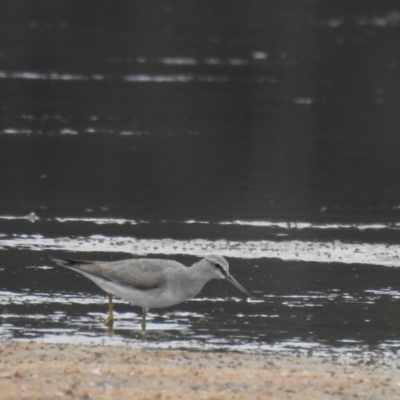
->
225;273;252;298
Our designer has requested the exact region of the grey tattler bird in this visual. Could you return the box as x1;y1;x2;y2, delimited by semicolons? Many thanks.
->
52;255;251;330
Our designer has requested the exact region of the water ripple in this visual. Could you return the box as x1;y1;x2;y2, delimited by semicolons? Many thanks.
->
0;234;399;267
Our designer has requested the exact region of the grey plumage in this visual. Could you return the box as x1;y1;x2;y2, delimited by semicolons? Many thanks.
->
52;254;251;329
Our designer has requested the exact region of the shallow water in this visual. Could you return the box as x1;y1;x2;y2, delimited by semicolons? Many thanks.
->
1;217;400;356
1;2;400;357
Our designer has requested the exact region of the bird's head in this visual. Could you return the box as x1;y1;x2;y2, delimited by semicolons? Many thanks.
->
202;254;251;298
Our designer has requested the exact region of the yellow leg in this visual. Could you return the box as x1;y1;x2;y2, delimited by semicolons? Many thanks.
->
104;294;114;327
141;308;147;331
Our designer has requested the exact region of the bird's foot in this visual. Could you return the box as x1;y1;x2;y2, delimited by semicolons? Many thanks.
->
104;315;114;327
141;308;147;331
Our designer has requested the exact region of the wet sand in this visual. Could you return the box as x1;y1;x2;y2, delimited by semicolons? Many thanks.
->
0;341;399;399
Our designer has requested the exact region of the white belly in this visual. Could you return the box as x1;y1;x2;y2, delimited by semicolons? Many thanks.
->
88;274;193;309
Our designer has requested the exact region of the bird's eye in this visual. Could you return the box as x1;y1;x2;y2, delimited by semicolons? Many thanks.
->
214;263;227;276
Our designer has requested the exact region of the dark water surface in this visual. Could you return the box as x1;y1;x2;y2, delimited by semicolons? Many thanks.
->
1;1;400;357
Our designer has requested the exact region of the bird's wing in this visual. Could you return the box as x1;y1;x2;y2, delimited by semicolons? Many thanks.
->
54;258;182;291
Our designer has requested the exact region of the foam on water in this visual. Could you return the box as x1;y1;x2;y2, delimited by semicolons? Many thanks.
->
1;214;400;266
1;233;400;267
5;213;396;231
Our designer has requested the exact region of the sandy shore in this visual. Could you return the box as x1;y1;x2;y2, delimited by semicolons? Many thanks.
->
0;341;399;399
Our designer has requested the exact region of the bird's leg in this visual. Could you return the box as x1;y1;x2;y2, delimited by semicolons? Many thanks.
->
141;308;147;331
104;294;114;327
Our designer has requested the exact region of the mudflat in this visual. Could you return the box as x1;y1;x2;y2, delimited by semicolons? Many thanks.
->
0;341;399;399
